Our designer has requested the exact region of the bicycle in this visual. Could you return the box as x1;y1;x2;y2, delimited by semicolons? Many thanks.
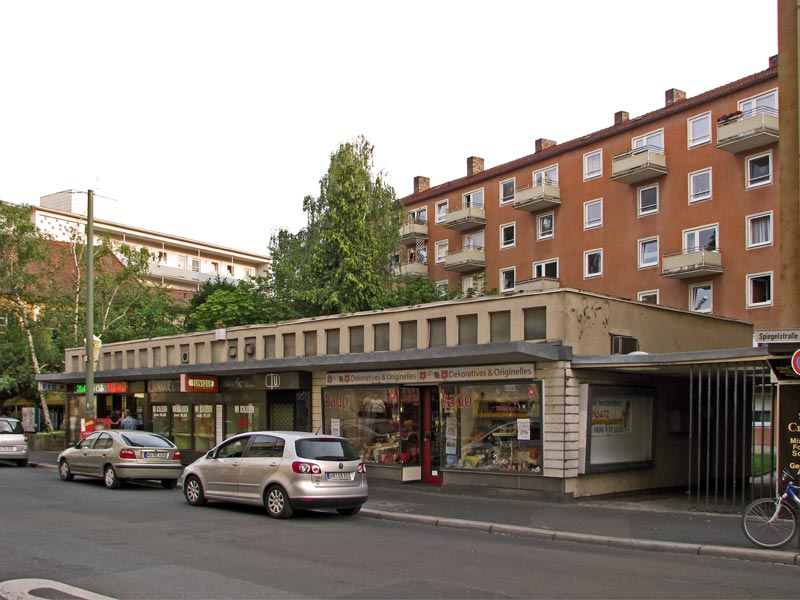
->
741;469;800;549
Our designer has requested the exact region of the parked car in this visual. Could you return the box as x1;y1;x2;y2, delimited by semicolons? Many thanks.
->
0;417;28;467
181;431;368;519
57;430;183;489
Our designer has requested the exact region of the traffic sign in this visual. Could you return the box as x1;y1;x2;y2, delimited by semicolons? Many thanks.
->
792;349;800;376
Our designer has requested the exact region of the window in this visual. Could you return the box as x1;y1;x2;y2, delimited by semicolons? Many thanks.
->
524;307;546;340
500;179;515;204
304;331;317;356
191;258;200;272
226;265;234;276
584;199;603;229
462;274;484;296
500;222;515;249
747;212;772;248
689;283;713;313
633;129;664;151
458;314;478;345
739;89;777;115
490;311;511;342
500;267;515;293
282;333;296;358
326;329;340;355
746;151;772;188
638;184;658;215
435;240;448;263
584;249;603;278
638;290;659;304
211;261;219;273
689;168;712;203
537;212;554;240
428;318;446;347
178;255;188;270
435;200;448;223
435;280;449;297
243;267;252;278
685;224;718;252
533;258;558;279
407;207;427;224
688;113;711;147
400;320;417;350
349;326;364;353
463;189;484;209
534;164;558;186
747;272;773;307
583;150;602;180
463;230;484;249
373;323;390;352
638;237;659;268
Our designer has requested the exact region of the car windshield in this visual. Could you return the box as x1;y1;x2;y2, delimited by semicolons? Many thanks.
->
121;432;175;448
0;420;23;434
295;438;359;461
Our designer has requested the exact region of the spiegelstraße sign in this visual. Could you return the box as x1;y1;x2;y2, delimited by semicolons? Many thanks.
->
325;364;535;386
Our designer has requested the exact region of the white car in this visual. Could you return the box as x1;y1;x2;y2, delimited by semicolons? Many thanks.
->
182;431;368;518
0;417;28;467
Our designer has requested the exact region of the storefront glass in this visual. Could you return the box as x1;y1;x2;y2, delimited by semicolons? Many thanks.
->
223;395;267;436
193;404;215;452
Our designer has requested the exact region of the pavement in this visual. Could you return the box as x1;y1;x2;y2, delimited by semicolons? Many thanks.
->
26;451;800;566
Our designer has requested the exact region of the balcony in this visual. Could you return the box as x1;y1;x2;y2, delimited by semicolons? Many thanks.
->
716;108;779;153
610;146;668;184
515;277;561;293
513;182;561;212
661;248;724;279
444;205;486;231
393;259;428;278
148;263;239;285
398;220;429;243
444;246;485;272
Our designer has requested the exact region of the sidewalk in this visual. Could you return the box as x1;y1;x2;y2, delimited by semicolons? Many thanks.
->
28;451;800;566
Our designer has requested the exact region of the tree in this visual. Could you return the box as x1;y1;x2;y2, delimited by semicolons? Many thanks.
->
185;278;271;331
385;278;456;308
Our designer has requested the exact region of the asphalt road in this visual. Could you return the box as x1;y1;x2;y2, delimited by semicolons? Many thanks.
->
0;464;797;599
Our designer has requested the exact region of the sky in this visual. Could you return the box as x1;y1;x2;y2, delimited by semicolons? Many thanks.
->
0;1;779;256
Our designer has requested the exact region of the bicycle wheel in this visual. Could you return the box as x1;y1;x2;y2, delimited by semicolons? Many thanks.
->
741;498;797;549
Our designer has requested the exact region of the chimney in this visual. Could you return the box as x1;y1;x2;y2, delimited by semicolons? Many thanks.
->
467;156;484;176
413;176;430;194
665;88;686;107
614;111;629;125
535;138;557;153
769;54;778;68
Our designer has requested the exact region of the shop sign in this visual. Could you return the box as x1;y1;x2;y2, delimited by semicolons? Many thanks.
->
219;372;301;391
74;382;127;394
180;374;219;393
326;363;535;386
755;329;800;345
780;386;800;479
149;380;181;393
38;382;66;392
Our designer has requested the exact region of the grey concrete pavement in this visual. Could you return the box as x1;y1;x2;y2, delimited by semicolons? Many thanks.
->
25;450;800;566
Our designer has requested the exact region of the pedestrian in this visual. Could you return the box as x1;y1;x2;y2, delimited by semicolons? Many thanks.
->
109;410;121;429
121;410;138;430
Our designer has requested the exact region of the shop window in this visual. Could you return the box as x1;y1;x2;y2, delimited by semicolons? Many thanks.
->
524;307;546;340
304;331;317;356
400;320;417;350
490;311;510;343
349;326;364;353
428;318;446;347
193;405;215;452
224;398;267;437
264;335;276;358
326;329;340;355
282;333;296;358
374;323;390;352
458;314;478;346
587;386;654;470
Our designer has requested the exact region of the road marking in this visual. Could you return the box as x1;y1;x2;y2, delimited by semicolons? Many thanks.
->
0;578;116;600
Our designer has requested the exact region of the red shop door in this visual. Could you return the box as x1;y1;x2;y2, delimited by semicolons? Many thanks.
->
422;387;443;485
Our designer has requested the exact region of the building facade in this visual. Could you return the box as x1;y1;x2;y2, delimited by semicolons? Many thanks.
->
395;57;781;332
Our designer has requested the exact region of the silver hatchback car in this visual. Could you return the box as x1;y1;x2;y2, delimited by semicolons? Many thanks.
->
182;431;368;518
0;417;28;467
57;430;184;489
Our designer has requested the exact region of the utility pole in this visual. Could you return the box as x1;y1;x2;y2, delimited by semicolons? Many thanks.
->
85;189;95;419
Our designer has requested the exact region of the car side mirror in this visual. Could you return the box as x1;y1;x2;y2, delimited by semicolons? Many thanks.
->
206;450;215;459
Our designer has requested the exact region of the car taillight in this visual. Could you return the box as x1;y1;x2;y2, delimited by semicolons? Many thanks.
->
23;433;28;443
292;461;321;474
119;449;136;460
357;463;366;474
173;451;181;461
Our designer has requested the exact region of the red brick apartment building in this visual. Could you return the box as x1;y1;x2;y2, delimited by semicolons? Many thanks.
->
396;56;782;333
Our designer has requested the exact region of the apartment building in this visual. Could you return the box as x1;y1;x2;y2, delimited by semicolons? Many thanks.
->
34;190;270;300
396;57;782;332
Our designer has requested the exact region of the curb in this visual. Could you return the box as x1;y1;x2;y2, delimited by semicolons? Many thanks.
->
359;508;800;566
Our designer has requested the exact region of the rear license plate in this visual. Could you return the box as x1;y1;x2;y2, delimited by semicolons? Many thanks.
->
143;451;168;459
326;472;352;481
0;447;16;452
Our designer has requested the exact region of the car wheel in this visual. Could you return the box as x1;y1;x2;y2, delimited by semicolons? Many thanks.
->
161;479;178;490
183;476;207;506
17;459;28;468
264;485;294;519
104;465;121;489
58;459;74;481
336;506;361;516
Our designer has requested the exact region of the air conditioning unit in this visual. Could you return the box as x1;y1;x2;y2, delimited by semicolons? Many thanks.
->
611;334;639;355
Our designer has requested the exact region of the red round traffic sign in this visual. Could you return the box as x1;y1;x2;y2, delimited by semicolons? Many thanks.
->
792;349;800;376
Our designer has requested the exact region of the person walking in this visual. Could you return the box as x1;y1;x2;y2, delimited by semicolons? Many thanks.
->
121;410;138;430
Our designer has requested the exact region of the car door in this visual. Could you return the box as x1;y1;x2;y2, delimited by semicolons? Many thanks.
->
236;435;284;502
203;435;251;499
83;432;115;477
69;432;101;474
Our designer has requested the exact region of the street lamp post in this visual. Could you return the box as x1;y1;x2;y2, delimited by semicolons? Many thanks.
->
85;189;95;418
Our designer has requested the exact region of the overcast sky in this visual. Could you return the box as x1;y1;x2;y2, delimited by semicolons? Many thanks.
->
0;1;778;255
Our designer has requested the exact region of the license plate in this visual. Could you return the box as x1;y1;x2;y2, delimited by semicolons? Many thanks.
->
0;447;16;452
143;451;168;459
326;472;352;481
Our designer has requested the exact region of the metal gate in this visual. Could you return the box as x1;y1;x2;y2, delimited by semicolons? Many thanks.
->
688;361;777;511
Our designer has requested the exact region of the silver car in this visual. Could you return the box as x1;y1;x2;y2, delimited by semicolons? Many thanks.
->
57;430;183;489
181;431;368;519
0;417;28;467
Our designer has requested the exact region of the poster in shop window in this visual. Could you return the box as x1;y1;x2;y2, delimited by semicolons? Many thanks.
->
591;398;632;436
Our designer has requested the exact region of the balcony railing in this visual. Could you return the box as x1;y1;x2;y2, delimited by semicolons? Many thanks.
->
513;181;561;212
444;246;486;272
147;263;240;285
610;145;668;184
399;219;429;242
661;248;724;279
393;259;428;278
716;107;779;153
444;205;486;231
515;277;561;292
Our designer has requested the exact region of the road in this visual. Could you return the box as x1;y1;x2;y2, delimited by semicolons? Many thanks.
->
0;464;796;599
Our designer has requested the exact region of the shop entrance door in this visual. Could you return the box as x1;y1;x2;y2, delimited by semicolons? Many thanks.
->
421;387;443;485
